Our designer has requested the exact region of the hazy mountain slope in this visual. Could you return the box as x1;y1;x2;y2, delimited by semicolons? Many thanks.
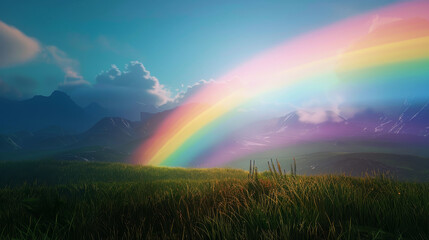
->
76;117;141;147
0;91;109;133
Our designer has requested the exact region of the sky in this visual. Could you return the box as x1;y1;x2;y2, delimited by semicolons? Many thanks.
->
0;0;403;118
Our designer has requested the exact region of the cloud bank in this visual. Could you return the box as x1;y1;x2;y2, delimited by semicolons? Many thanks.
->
0;21;40;67
61;61;172;119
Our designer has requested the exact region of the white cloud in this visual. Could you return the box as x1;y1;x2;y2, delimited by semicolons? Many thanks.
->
172;79;213;102
167;79;232;105
296;96;357;124
95;61;171;106
0;21;40;67
297;108;343;124
61;61;172;119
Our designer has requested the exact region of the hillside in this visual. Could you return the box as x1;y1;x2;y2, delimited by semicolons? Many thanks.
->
0;161;428;239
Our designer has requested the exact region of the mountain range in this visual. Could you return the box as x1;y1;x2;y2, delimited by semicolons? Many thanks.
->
0;91;110;134
233;100;429;150
1;91;429;179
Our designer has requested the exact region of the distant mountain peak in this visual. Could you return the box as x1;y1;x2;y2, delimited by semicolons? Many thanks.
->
30;90;73;105
0;90;109;133
50;90;69;99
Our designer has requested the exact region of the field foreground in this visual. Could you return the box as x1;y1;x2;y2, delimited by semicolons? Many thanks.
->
1;160;429;239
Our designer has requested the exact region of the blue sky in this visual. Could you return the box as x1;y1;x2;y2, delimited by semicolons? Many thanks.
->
0;0;401;116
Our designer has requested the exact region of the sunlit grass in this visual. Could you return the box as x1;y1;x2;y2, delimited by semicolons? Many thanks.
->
0;160;428;239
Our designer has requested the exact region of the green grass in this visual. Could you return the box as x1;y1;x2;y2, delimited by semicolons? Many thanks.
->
1;160;429;239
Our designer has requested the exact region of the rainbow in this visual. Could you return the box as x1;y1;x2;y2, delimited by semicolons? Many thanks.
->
134;1;429;167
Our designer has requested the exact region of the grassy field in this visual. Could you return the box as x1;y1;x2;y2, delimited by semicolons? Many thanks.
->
1;160;429;239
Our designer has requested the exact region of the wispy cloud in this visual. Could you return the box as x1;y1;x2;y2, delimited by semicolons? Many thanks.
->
368;14;401;33
0;21;40;67
0;20;89;95
44;46;89;88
